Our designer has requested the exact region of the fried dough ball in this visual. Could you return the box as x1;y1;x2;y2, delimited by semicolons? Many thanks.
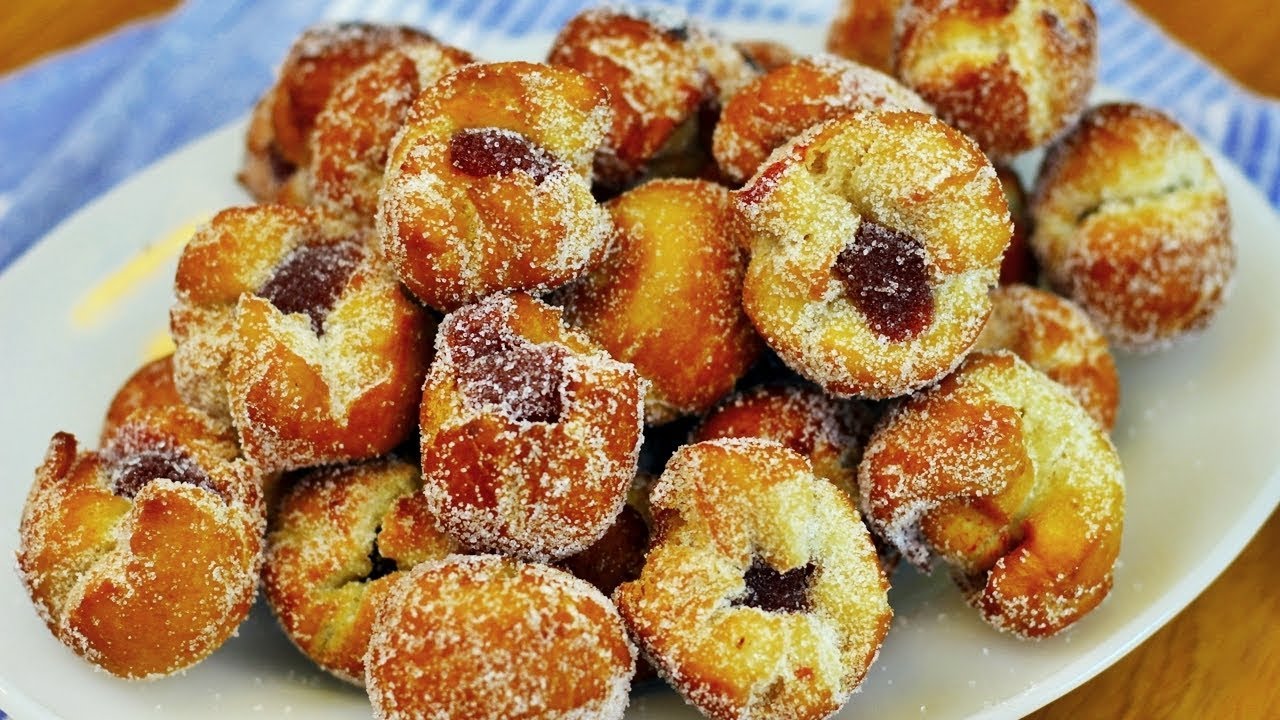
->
557;178;760;424
858;350;1124;637
825;0;904;73
1030;102;1235;350
895;0;1097;158
548;7;754;188
16;405;264;678
170;204;433;471
377;61;613;311
419;293;645;562
736;109;1010;398
713;53;930;185
239;22;434;203
615;439;891;720
101;353;182;440
975;284;1120;430
263;456;459;684
309;40;475;225
365;555;635;720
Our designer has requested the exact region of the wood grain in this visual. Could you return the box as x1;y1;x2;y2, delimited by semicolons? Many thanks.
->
1;1;1276;719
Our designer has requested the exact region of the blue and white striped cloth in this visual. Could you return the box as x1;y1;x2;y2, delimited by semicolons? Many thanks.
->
0;0;1276;273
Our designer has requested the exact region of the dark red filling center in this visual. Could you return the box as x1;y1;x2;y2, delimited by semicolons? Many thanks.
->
111;447;213;499
451;311;566;424
732;558;816;614
257;240;363;335
448;128;562;185
833;219;934;342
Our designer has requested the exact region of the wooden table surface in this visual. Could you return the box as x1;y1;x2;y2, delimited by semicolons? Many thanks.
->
1;1;1276;719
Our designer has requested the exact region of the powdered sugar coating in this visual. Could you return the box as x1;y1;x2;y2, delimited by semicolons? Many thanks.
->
548;7;743;187
171;203;433;472
310;40;476;226
557;178;761;425
263;456;459;686
365;555;635;720
736;109;1010;399
16;406;264;678
1030;102;1235;351
975;283;1120;429
857;350;1124;637
615;438;891;720
377;61;614;311
419;293;645;562
238;22;436;202
713;53;931;184
895;0;1097;158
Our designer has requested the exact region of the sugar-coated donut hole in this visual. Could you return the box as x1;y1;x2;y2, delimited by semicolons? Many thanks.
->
736;109;1009;398
377;61;614;311
263;456;459;685
857;351;1124;637
365;555;635;720
556;178;760;425
17;406;264;679
894;0;1097;158
1030;102;1234;351
615;438;891;720
419;293;644;562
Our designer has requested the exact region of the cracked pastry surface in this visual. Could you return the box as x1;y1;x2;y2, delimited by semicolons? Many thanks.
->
614;438;890;720
1030;101;1235;351
418;292;645;562
16;405;264;678
263;456;459;685
858;350;1124;637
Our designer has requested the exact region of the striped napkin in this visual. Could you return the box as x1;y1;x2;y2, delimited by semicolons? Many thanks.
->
0;0;1276;275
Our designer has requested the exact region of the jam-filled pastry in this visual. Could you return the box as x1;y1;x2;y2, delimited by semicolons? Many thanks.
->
239;22;435;203
170;203;433;471
614;439;890;720
16;405;264;678
557;178;760;425
713;53;931;185
825;0;903;73
735;109;1010;399
547;7;754;189
419;292;645;562
366;555;635;720
377;61;613;311
894;0;1097;158
858;350;1124;637
101;353;183;440
309;40;475;225
1030;102;1234;351
263;456;459;684
974;283;1120;430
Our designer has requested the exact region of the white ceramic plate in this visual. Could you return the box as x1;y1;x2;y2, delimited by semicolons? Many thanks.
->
2;22;1278;720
